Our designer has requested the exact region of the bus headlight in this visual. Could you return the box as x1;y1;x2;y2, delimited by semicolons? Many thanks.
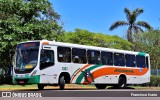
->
31;70;37;76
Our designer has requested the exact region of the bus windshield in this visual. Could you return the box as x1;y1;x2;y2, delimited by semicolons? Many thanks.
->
16;42;40;69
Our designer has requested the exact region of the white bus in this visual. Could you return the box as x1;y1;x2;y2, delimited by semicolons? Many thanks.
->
12;40;150;90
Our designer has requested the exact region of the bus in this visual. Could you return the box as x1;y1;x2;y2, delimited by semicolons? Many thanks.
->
12;40;150;90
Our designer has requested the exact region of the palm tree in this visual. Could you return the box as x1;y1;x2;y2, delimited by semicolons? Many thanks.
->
109;8;151;43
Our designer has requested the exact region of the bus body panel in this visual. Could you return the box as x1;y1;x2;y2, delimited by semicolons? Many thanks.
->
70;64;150;84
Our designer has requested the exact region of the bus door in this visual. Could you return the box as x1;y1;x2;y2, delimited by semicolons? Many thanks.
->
39;45;56;84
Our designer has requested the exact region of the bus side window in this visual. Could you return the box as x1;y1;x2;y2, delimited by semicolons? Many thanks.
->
101;51;113;65
136;55;146;68
57;46;71;63
125;54;136;67
114;53;125;66
72;48;87;64
87;50;100;64
40;50;54;70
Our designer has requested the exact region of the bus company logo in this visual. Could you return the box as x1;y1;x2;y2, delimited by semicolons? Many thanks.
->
82;69;94;83
114;69;134;73
2;92;11;97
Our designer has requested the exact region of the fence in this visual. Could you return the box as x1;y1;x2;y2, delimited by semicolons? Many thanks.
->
151;69;160;76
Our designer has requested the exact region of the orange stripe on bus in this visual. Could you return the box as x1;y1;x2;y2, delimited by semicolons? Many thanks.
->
82;67;149;84
70;64;91;83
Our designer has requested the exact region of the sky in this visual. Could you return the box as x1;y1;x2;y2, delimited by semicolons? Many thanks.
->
49;0;160;38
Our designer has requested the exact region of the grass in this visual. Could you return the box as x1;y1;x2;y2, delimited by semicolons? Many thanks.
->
0;84;96;91
129;86;160;90
0;84;36;88
0;84;38;90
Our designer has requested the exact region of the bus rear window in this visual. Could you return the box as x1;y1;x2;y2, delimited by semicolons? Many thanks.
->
136;55;146;68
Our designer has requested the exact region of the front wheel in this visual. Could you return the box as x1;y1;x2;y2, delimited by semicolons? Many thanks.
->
38;84;45;90
59;76;65;90
95;84;107;89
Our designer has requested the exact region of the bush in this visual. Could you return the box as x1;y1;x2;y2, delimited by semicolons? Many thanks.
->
0;67;12;85
149;75;160;86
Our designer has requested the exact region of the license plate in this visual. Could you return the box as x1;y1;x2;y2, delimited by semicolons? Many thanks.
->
19;81;24;84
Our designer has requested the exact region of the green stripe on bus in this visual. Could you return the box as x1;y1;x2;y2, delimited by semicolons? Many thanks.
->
28;75;40;83
138;52;147;56
75;64;102;83
71;68;80;78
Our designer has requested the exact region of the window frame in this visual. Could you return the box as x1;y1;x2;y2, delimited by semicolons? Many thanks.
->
87;50;101;64
57;46;71;63
72;48;87;64
40;49;55;70
101;51;113;66
125;54;136;67
136;55;146;68
113;53;125;66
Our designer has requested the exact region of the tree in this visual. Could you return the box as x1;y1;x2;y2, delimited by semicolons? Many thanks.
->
0;0;63;41
93;33;133;50
109;8;151;43
134;29;160;73
58;29;95;45
0;0;63;84
58;28;133;50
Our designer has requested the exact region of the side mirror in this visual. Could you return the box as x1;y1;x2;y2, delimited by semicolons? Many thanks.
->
9;50;15;60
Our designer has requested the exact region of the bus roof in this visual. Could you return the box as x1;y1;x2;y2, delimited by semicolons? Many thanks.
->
19;40;149;56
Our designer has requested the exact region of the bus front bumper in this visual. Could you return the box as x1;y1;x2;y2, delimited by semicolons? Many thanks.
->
12;75;40;84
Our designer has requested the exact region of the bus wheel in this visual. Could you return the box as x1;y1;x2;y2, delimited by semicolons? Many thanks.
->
59;76;65;90
38;84;44;90
117;77;126;89
95;84;107;89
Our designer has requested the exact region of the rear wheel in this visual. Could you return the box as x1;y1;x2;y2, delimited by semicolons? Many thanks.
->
95;84;107;89
117;77;126;89
38;84;44;90
59;76;65;90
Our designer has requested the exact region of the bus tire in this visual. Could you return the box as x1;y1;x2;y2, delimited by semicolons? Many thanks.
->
95;84;107;89
117;77;126;89
38;84;44;90
59;76;65;90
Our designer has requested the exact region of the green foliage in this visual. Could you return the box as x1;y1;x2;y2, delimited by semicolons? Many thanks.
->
148;75;160;86
58;29;95;45
0;0;63;84
0;0;63;41
134;29;160;70
58;28;133;50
